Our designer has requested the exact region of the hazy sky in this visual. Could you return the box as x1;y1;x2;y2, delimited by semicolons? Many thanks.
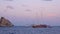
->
0;0;60;26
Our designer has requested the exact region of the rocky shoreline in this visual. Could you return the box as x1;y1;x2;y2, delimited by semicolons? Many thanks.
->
0;17;14;27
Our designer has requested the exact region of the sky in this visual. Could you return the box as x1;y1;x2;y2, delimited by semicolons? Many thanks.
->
0;0;60;26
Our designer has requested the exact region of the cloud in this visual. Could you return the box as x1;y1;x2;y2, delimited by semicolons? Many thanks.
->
47;14;57;17
6;6;14;9
42;0;52;1
4;0;13;1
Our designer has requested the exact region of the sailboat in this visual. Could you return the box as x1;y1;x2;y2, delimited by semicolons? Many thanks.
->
32;7;51;28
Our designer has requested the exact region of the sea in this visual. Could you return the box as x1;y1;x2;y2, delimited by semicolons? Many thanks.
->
0;26;60;34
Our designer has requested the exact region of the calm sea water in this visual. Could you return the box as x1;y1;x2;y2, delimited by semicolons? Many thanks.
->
0;26;60;34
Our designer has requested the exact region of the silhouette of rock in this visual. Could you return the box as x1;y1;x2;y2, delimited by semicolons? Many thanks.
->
0;17;14;27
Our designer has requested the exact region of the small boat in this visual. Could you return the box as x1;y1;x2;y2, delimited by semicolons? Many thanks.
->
32;24;51;28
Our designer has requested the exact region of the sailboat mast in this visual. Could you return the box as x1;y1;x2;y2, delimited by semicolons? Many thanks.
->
40;7;44;24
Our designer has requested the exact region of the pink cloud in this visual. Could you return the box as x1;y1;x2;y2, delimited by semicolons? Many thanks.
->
47;13;57;17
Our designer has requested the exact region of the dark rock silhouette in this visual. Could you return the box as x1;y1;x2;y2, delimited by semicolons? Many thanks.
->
0;17;14;27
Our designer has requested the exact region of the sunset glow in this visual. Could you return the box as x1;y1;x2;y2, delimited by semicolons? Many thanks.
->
0;0;60;26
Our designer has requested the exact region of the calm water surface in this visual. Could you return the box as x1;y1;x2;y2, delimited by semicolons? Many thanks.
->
0;26;60;34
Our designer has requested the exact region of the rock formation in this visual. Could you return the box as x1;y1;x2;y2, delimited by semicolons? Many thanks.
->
0;17;14;27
